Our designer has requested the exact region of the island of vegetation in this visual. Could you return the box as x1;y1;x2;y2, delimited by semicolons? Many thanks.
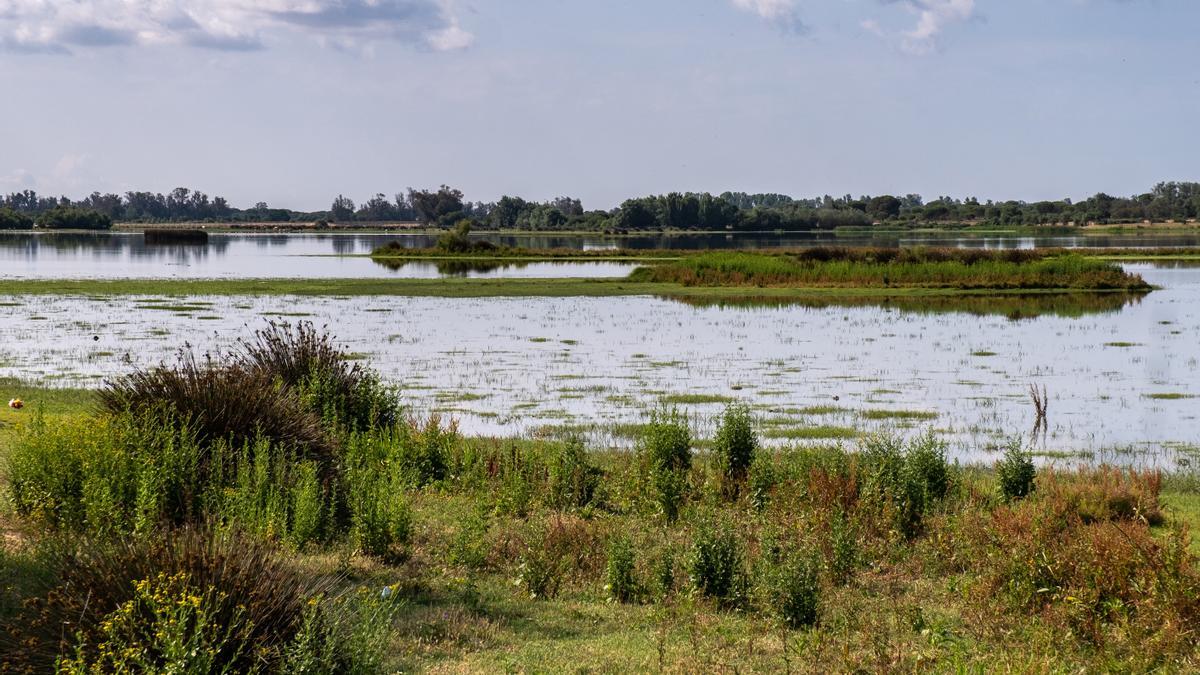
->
2;322;1199;672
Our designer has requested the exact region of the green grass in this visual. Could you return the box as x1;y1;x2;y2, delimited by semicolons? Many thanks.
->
0;379;95;423
763;425;860;440
859;409;938;421
1144;393;1196;400
658;393;735;405
0;276;1156;300
629;249;1151;291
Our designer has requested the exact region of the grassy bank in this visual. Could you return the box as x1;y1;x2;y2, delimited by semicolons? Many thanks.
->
0;276;1154;299
3;325;1200;671
630;250;1151;291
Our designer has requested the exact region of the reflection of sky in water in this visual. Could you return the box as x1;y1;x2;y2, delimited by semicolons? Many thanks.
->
4;231;1200;279
0;264;1197;465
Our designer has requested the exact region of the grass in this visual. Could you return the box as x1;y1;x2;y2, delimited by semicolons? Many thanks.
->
1144;393;1196;400
859;409;938;421
762;425;860;440
629;249;1152;291
659;393;735;405
0;276;1155;300
7;328;1200;671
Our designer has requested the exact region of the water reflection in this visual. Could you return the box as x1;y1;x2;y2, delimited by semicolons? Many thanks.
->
3;230;1200;280
666;291;1147;320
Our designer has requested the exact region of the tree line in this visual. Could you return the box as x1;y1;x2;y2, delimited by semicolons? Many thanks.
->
3;182;1200;231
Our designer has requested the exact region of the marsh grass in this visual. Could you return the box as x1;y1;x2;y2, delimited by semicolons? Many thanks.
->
631;248;1150;291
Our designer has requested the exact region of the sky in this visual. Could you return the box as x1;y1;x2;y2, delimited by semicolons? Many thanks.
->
0;0;1197;211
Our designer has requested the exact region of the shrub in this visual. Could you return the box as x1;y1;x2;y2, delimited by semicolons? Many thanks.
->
547;437;602;511
689;520;747;607
767;555;821;629
0;529;337;673
826;509;858;586
517;546;561;601
350;482;411;560
1040;466;1163;525
655;548;677;598
7;411;205;533
516;514;602;600
747;454;776;512
713;404;757;499
392;416;456;487
56;571;252;673
641;410;692;475
997;440;1036;500
448;508;490;569
99;351;334;471
237;321;399;431
860;433;953;538
605;536;639;604
639;410;692;521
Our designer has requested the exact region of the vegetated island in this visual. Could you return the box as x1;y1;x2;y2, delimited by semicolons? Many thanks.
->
2;323;1200;671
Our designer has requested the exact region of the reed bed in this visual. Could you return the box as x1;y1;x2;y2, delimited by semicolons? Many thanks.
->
630;248;1151;290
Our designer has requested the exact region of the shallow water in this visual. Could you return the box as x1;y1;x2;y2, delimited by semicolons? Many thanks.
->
1;263;1196;466
2;231;1199;280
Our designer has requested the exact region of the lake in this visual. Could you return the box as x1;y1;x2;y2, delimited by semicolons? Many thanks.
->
3;230;1200;280
1;261;1195;466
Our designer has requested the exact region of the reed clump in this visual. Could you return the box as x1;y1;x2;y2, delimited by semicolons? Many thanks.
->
631;248;1151;290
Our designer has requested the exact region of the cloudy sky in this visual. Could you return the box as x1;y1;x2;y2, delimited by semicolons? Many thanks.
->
0;0;1196;210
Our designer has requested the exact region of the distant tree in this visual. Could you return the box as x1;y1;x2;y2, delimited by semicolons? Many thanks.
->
408;185;465;226
330;195;356;222
490;195;530;229
613;199;658;230
867;195;902;221
697;193;739;230
34;207;112;230
0;207;33;230
552;196;584;217
525;204;567;230
357;193;398;221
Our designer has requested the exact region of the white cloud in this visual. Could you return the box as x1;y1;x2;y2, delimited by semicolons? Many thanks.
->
730;0;807;34
0;1;473;54
861;0;976;54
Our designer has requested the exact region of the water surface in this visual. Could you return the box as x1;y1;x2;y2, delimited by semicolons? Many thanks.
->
2;231;1198;280
1;263;1195;465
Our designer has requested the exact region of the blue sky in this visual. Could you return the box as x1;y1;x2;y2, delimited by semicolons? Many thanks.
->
0;1;1196;211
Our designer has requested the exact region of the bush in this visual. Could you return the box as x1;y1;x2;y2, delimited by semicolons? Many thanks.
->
99;351;334;472
516;514;602;600
860;433;953;538
605;536;639;604
640;410;692;521
689;520;747;607
56;571;251;673
747;455;776;512
997;441;1037;501
547;437;602;511
826;509;858;586
713;404;757;499
7;411;205;533
237;321;399;432
0;529;347;673
767;555;821;629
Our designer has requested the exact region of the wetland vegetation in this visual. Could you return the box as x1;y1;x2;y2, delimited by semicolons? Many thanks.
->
3;323;1200;671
